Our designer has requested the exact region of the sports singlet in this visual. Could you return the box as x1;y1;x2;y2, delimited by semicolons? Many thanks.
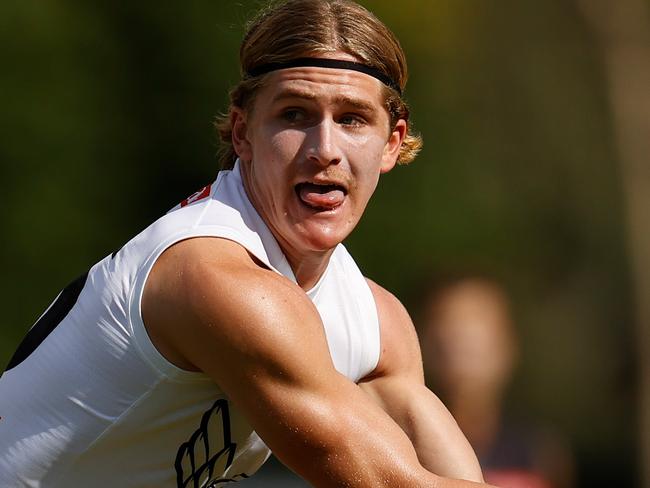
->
0;160;381;488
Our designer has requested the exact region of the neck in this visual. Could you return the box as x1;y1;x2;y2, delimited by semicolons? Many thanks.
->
237;159;339;291
282;244;335;291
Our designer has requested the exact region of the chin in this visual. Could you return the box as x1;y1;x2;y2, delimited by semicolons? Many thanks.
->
297;224;351;252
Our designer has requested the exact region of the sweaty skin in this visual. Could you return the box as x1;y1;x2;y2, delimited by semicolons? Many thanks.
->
143;53;496;487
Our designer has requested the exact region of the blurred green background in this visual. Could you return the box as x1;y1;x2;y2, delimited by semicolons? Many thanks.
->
0;1;645;486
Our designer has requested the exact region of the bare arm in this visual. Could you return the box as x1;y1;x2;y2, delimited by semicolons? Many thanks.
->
143;238;493;487
360;279;486;482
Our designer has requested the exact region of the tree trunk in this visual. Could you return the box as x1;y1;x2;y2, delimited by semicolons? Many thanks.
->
576;0;650;485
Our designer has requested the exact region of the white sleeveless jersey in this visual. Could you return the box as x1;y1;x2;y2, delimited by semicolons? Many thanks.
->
0;161;380;488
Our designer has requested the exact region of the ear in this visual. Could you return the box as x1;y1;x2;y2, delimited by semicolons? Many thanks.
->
231;107;252;162
380;118;407;174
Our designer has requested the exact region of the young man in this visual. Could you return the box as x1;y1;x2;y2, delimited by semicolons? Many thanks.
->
0;1;496;486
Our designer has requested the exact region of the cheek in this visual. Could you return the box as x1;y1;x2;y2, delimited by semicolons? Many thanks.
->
267;128;306;159
347;166;381;216
356;173;381;205
348;133;389;181
349;131;388;159
249;119;302;160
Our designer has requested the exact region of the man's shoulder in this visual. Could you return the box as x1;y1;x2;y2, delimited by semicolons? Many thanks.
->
141;236;314;372
158;236;269;278
149;236;304;314
365;278;410;324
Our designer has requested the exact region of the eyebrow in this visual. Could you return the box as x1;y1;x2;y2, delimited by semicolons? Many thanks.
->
271;88;377;113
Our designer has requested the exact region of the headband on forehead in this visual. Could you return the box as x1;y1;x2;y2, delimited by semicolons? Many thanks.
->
246;57;402;95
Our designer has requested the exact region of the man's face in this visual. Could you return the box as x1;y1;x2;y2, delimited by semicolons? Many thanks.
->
232;54;406;265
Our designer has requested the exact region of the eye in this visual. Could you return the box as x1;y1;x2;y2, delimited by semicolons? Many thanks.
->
338;114;366;127
281;108;306;123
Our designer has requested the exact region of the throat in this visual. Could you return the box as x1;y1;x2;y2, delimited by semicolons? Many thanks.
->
284;248;335;291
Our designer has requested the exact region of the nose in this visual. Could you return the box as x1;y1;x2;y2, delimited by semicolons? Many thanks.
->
305;119;343;167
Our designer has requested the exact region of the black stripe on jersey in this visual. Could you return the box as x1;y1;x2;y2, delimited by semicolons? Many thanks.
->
4;272;89;372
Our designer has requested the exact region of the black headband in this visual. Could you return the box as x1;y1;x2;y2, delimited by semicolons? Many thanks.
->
246;57;402;95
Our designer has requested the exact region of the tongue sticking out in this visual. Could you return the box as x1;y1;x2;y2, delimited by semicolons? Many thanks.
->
297;183;346;210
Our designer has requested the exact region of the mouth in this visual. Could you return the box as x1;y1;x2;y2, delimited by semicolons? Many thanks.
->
295;181;348;211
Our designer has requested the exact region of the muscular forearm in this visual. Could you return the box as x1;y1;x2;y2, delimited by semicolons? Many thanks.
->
358;280;496;486
360;378;485;483
249;381;491;488
249;386;424;486
406;396;484;482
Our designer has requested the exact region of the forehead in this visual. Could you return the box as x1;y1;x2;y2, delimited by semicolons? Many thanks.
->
258;66;386;108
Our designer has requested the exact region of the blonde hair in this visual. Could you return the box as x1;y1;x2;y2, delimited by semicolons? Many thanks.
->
216;0;422;169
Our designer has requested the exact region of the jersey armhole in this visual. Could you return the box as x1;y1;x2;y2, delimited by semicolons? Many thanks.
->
127;227;276;383
333;243;381;381
360;276;381;378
